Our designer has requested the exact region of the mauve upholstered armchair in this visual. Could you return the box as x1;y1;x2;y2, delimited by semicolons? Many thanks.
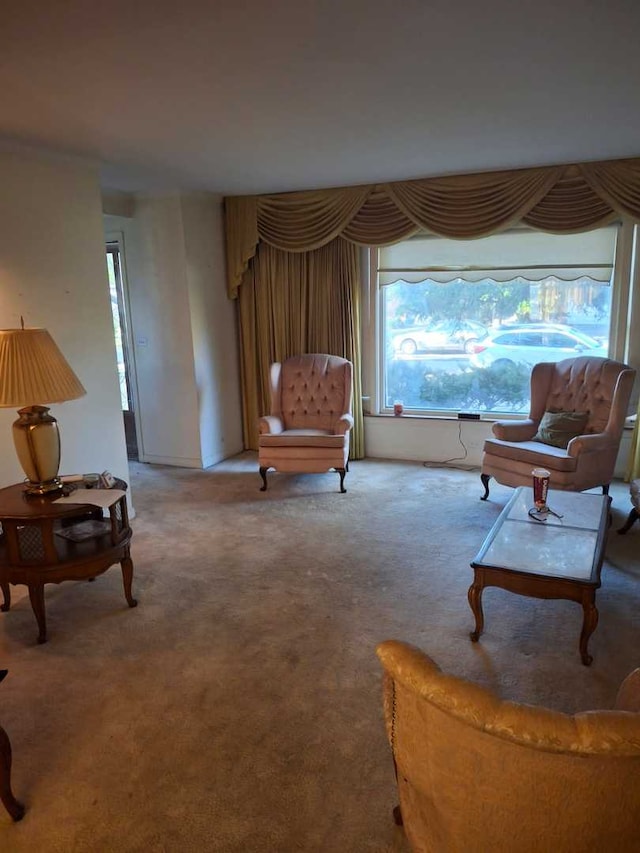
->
480;356;636;500
377;640;640;853
258;354;353;493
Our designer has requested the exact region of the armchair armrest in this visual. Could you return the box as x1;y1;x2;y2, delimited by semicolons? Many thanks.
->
567;432;616;457
258;416;284;436
335;414;354;435
614;668;640;712
491;419;537;442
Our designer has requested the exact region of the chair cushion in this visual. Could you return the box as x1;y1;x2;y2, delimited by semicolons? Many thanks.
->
259;429;346;448
483;437;578;472
533;410;589;448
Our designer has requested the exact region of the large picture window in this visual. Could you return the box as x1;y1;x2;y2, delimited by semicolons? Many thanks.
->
378;226;617;415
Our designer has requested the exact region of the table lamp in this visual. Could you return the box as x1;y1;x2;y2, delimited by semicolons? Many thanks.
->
0;324;86;495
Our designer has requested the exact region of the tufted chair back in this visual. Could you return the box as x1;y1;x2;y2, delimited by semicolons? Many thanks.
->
377;640;640;853
271;354;352;432
530;356;633;439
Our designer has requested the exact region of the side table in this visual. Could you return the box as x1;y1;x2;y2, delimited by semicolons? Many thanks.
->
0;480;137;644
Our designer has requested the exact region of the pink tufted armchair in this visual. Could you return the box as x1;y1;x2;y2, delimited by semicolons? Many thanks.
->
480;356;636;501
258;354;353;493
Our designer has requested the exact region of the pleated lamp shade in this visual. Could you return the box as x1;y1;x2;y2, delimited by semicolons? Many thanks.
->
0;327;86;407
0;328;86;494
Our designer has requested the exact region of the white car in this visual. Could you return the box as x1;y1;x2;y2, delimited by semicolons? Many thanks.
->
391;319;488;355
469;324;608;368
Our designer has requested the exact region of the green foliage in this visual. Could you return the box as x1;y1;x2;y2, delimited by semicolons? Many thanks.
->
385;359;429;407
419;363;531;411
385;279;531;328
385;358;531;412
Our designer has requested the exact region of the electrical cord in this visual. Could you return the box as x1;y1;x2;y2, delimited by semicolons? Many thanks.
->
423;421;476;471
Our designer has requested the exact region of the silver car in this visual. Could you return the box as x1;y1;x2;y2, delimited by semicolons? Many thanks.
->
469;324;608;368
391;319;488;355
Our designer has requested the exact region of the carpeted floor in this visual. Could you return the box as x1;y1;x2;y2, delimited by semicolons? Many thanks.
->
1;455;638;851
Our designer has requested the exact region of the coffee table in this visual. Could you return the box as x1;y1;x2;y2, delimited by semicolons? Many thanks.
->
469;487;611;665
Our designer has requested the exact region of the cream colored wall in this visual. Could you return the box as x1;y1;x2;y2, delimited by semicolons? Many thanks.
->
0;152;130;488
104;193;243;468
364;416;632;478
180;194;243;466
364;416;490;467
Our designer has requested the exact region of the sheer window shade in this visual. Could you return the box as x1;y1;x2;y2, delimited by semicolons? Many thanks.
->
377;226;618;285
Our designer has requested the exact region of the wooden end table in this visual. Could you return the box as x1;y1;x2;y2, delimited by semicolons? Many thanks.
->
0;480;137;644
469;487;610;666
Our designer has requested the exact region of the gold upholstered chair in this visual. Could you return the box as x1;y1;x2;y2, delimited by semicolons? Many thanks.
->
377;640;640;853
257;353;353;493
480;356;636;501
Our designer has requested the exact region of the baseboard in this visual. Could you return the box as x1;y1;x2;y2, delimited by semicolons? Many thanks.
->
138;453;204;469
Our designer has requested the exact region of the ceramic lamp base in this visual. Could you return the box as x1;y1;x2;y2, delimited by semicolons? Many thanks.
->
12;406;63;495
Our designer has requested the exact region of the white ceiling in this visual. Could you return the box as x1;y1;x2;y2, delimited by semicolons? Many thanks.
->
2;0;640;196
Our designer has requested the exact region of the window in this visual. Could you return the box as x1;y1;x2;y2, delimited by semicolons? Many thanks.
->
376;226;618;416
106;244;132;412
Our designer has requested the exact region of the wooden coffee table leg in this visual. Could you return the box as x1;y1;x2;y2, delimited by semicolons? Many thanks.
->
27;584;47;644
579;590;599;666
0;583;9;612
120;554;138;609
468;572;485;642
0;725;25;821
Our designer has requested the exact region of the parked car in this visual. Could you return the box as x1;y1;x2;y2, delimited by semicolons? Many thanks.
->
468;324;608;368
391;319;488;355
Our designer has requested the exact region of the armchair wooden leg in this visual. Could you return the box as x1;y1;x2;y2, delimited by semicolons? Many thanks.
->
480;473;491;501
259;467;268;492
0;583;9;612
337;468;347;493
0;725;24;822
618;507;639;534
602;484;610;496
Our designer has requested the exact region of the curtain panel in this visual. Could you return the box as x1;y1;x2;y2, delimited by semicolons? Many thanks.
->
225;158;640;298
238;239;364;457
627;412;640;482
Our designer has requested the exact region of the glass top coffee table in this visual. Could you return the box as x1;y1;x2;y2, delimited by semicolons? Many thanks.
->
469;487;611;665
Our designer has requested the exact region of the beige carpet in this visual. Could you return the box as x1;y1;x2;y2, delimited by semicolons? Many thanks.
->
1;455;638;851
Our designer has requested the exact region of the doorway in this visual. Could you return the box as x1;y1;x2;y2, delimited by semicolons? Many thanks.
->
106;241;139;461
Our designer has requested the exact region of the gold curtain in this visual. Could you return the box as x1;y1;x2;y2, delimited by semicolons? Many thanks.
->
626;411;640;481
238;238;364;458
225;157;640;298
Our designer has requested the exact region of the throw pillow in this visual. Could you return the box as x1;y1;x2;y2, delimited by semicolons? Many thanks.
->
533;410;589;449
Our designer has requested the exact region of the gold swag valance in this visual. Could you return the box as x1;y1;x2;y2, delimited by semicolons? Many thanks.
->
224;157;640;298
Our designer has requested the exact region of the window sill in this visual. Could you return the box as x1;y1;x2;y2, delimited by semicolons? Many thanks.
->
364;412;493;422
